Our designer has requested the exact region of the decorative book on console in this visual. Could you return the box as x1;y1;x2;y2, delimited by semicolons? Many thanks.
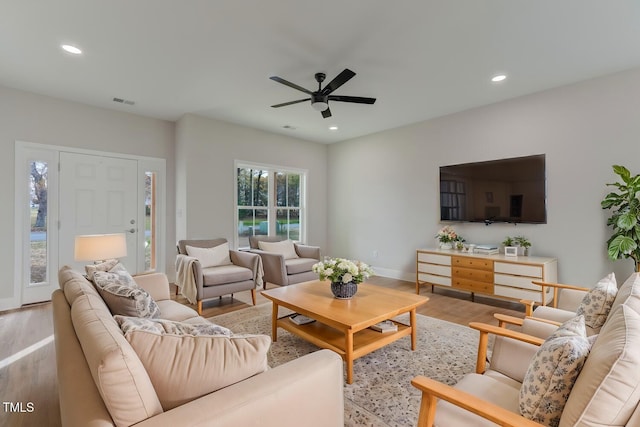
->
474;244;499;255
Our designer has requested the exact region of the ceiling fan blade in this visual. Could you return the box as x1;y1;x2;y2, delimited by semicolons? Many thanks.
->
269;76;313;95
321;69;356;95
328;95;376;104
271;98;311;108
321;107;332;118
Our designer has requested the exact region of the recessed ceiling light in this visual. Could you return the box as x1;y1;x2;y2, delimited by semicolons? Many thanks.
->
61;44;82;55
491;74;507;83
329;126;338;131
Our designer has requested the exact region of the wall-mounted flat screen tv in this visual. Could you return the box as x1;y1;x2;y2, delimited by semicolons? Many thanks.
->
439;154;546;224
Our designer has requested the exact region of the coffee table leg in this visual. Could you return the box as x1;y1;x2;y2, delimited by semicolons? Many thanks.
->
410;309;417;350
345;330;354;384
271;303;278;342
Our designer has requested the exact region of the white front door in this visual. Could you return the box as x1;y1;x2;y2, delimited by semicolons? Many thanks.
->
59;152;139;272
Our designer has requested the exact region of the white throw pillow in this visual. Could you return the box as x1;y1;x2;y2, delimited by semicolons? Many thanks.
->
519;315;591;427
116;316;270;410
258;239;299;259
185;242;232;268
575;272;617;329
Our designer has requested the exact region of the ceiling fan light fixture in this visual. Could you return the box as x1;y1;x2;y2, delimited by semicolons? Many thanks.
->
311;101;329;111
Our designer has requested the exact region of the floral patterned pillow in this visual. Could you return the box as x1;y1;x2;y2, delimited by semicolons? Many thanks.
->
114;315;232;336
93;269;160;318
519;315;591;427
85;258;119;281
575;273;617;329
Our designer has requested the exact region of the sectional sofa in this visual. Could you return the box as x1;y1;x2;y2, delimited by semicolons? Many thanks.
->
53;266;344;426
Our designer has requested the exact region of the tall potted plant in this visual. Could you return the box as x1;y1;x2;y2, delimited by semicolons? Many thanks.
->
601;165;640;272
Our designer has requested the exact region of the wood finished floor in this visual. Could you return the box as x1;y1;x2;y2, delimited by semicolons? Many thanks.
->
0;276;524;427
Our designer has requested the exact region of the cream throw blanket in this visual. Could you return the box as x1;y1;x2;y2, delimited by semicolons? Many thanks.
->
175;255;198;304
175;254;265;305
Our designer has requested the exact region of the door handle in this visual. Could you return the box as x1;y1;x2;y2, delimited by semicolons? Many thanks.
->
126;228;136;234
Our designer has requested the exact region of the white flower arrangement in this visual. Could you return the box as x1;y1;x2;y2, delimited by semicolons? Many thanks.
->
312;257;374;284
436;225;460;244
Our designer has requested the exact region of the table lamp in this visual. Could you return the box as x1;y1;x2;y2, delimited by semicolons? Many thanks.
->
74;233;127;262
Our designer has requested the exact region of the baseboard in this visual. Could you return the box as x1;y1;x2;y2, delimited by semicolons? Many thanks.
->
371;267;414;283
0;296;20;312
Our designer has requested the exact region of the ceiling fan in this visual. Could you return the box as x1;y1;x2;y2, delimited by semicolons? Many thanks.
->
269;68;376;118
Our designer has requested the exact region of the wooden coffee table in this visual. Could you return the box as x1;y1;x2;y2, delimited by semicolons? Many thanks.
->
261;280;429;384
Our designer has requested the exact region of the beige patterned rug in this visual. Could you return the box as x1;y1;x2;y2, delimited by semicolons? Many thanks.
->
210;304;481;426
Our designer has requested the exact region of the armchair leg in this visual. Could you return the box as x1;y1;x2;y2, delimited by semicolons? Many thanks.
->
416;392;437;427
251;289;257;305
197;300;203;315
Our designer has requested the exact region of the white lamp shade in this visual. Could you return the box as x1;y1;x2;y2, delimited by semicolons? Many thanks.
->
74;233;127;261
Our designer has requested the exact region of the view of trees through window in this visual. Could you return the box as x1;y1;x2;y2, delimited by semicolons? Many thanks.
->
236;165;304;248
30;161;48;284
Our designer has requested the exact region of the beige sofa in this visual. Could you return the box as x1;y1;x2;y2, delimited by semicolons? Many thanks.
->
53;266;344;427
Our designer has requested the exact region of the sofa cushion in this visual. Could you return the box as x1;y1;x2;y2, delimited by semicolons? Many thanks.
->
611;272;640;314
59;265;102;305
258;239;299;259
560;304;640;426
115;315;232;336
435;373;521;427
85;258;119;281
202;264;253;286
119;320;270;410
155;299;200;322
285;258;317;275
71;293;163;426
519;316;590;427
186;242;232;268
575;272;617;330
93;270;160;318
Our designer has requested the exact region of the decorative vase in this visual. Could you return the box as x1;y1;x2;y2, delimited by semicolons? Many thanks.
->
330;281;358;299
439;242;453;250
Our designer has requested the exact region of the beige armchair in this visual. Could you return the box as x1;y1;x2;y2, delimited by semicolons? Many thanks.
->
248;236;320;289
411;272;640;427
176;238;261;314
496;272;617;337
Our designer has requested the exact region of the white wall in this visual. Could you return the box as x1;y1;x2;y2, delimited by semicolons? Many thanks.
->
175;114;328;250
0;85;175;302
328;68;640;285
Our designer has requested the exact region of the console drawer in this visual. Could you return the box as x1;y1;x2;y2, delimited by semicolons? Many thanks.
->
418;273;451;287
417;252;451;265
418;263;451;276
452;256;493;271
453;277;494;294
494;273;540;291
452;266;493;283
494;262;542;278
494;285;551;303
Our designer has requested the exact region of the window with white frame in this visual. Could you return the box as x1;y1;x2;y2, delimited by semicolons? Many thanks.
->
235;162;306;249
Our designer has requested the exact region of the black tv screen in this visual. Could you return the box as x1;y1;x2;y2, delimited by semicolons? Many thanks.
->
439;154;546;224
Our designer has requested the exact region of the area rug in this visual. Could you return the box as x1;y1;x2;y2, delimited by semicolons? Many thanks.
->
210;304;482;426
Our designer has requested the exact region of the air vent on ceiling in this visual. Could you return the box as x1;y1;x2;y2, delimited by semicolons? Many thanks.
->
112;97;135;106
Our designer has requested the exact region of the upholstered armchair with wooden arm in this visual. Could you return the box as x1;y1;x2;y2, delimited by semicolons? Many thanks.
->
248;236;320;289
412;299;640;427
176;238;261;314
498;272;618;338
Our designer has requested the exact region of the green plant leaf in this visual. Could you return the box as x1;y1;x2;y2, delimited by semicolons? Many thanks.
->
617;211;638;230
613;165;631;183
609;235;638;260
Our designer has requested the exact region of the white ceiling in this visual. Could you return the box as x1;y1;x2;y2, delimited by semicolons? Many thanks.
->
2;1;640;144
